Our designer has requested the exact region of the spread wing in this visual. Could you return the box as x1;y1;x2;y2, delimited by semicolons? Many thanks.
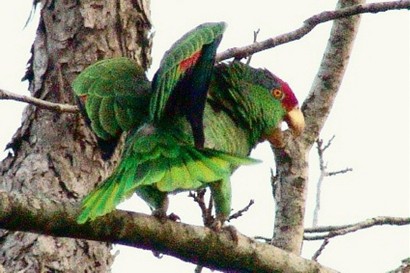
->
72;57;151;159
149;22;226;148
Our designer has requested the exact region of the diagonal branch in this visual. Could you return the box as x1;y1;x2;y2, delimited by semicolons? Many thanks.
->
270;0;364;254
216;0;410;61
1;1;408;114
228;199;255;222
312;238;330;261
300;0;365;147
0;190;339;273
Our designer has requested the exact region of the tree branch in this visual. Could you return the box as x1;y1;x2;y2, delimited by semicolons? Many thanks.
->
0;87;79;113
304;216;410;261
301;0;365;147
1;2;408;114
254;216;410;242
270;0;364;254
304;216;410;240
312;136;352;227
312;238;330;261
0;190;338;273
327;168;353;176
188;189;214;227
387;258;410;273
216;0;410;61
228;199;255;222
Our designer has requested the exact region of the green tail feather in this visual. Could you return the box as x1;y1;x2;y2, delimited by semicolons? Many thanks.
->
76;127;259;224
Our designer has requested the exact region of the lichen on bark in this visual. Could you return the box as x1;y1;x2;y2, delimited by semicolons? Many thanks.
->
0;0;152;272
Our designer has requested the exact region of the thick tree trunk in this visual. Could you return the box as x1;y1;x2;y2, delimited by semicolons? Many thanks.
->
271;0;364;254
0;0;151;272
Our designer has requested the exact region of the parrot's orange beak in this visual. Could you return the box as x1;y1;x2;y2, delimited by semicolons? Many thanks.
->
285;106;305;137
265;106;305;148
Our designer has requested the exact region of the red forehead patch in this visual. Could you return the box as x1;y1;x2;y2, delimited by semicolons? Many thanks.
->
276;77;298;111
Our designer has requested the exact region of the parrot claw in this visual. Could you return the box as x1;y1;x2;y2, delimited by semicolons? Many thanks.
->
223;225;239;243
152;209;181;223
167;213;181;222
210;220;239;244
210;219;223;232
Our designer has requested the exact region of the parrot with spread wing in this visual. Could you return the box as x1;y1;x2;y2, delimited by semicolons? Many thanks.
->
73;22;305;228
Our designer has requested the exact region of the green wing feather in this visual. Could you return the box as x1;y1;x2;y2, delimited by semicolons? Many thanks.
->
149;22;226;122
76;127;259;224
72;57;151;140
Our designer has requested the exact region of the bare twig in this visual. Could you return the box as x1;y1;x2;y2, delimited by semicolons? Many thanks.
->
327;168;353;176
316;135;336;153
216;1;410;61
312;238;330;261
256;216;410;245
312;136;353;227
189;190;255;226
245;29;260;65
228;199;255;222
0;87;78;113
304;216;410;240
188;189;214;227
307;215;408;261
313;139;327;227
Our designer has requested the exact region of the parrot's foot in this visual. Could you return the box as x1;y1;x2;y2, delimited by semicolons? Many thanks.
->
152;209;181;223
167;213;181;222
265;127;285;148
209;219;223;232
210;220;239;243
223;225;239;243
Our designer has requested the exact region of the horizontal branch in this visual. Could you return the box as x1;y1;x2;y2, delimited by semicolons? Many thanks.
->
253;216;410;243
0;87;79;113
304;216;410;240
0;190;338;273
216;0;410;61
327;167;353;176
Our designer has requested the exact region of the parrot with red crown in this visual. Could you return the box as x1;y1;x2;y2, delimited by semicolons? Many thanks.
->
72;22;305;228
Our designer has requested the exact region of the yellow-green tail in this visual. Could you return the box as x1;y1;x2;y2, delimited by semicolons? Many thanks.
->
76;128;259;224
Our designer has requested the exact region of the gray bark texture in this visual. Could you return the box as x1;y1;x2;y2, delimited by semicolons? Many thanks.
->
271;0;364;254
0;0;374;271
0;0;152;272
0;191;339;273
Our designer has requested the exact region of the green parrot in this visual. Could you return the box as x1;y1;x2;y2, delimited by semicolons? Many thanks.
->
73;22;305;227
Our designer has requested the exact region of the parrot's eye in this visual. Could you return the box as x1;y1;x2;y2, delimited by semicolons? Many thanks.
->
272;89;284;100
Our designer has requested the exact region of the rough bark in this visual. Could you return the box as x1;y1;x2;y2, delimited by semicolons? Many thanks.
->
0;191;339;273
271;0;364;254
0;0;152;272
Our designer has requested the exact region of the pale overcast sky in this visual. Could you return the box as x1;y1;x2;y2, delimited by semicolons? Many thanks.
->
0;1;409;273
